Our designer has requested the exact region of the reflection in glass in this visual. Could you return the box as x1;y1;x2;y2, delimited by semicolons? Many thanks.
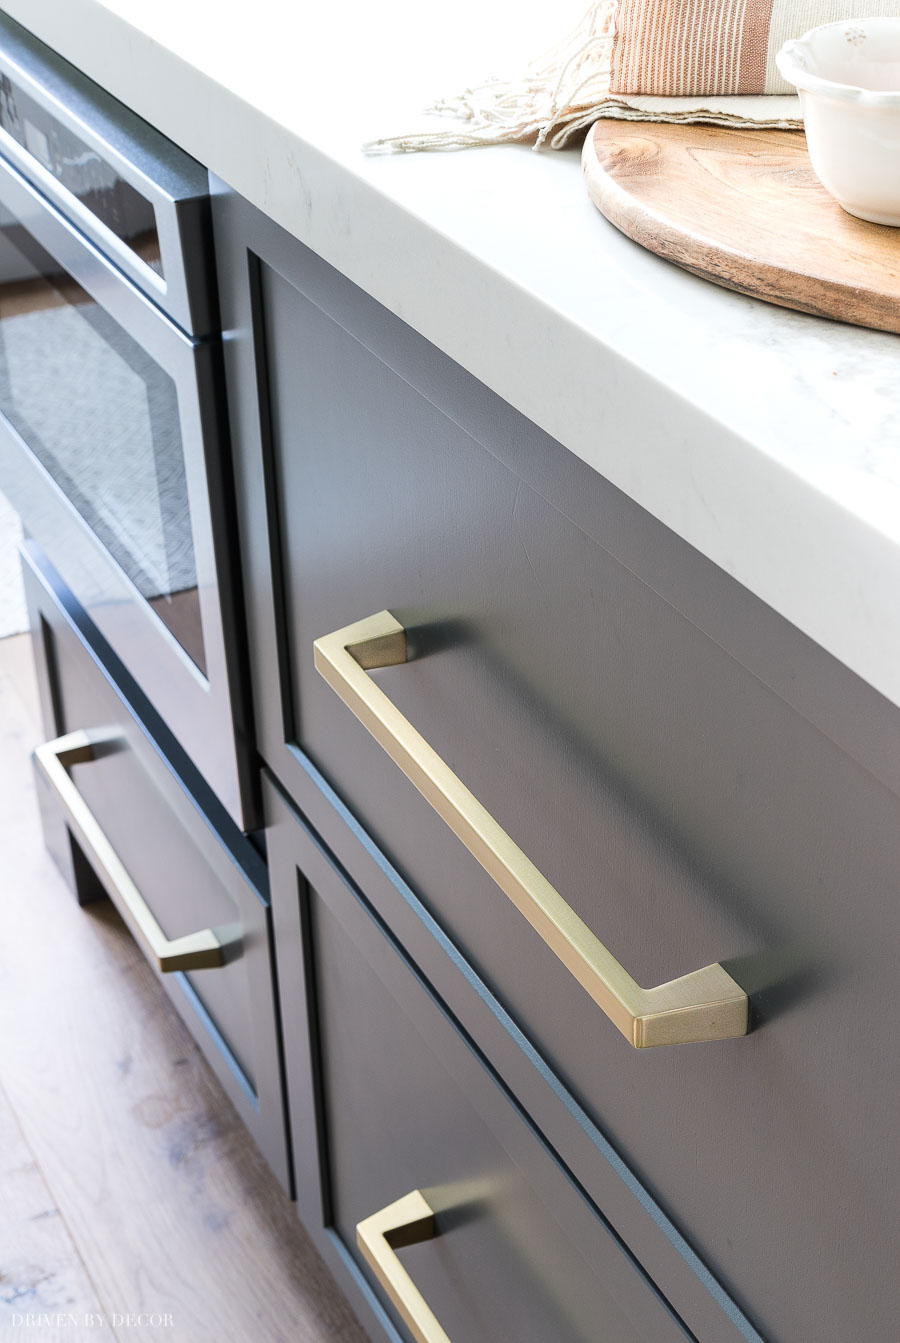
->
0;71;162;274
0;211;205;673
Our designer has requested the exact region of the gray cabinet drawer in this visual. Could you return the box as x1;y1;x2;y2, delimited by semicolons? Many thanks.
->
216;194;900;1343
264;772;694;1343
22;541;289;1189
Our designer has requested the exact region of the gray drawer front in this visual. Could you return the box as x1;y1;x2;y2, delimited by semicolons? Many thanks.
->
22;542;289;1189
216;195;900;1343
265;774;692;1343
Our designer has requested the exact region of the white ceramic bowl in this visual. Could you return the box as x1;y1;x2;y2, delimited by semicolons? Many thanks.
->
776;17;900;226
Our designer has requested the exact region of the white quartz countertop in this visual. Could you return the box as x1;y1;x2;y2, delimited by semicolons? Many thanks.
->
8;0;900;707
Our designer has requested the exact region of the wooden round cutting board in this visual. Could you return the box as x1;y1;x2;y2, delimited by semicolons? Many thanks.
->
582;120;900;334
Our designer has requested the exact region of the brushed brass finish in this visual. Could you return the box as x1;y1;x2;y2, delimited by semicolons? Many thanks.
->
34;729;226;973
357;1190;450;1343
315;612;749;1048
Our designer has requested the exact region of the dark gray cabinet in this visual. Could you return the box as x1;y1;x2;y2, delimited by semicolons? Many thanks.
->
264;771;699;1343
213;182;900;1343
22;541;289;1189
6;26;898;1343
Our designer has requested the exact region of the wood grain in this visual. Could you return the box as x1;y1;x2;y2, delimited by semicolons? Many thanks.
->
0;633;369;1343
582;121;900;333
0;1076;107;1341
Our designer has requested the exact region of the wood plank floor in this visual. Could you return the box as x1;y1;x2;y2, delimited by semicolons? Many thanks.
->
0;633;370;1343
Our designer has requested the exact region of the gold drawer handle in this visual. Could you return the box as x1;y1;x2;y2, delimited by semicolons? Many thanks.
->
34;729;225;973
357;1190;450;1343
315;612;748;1048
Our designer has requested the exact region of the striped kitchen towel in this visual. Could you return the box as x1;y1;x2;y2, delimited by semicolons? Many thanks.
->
367;0;900;153
611;0;900;96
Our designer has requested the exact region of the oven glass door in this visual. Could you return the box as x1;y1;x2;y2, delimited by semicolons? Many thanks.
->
0;148;247;825
0;206;206;673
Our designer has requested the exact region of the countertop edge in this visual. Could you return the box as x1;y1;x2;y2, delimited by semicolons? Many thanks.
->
7;0;900;714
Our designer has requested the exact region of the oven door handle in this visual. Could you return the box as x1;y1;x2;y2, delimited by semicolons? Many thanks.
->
0;143;195;374
0;122;169;309
34;728;226;972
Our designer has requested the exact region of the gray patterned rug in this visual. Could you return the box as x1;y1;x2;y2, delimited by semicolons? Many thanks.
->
0;486;27;638
0;301;196;608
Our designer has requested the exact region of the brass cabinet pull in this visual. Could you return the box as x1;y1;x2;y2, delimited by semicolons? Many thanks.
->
315;612;748;1048
357;1190;450;1343
34;729;225;973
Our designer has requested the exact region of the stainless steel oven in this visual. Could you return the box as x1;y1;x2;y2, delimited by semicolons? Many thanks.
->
0;14;251;826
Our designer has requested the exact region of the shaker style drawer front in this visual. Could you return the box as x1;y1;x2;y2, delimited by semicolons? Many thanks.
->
216;194;900;1343
264;775;692;1343
22;543;288;1189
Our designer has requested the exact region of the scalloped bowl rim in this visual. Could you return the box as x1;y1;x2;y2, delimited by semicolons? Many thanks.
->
776;18;900;107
